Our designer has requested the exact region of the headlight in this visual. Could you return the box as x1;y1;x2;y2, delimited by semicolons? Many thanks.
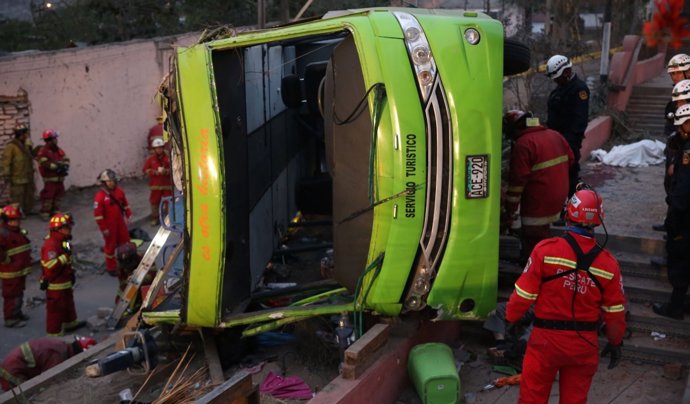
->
393;11;437;102
464;28;481;45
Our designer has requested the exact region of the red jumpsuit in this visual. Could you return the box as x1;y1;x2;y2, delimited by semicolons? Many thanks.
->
505;125;573;262
35;144;69;217
143;152;172;223
93;186;131;273
0;226;31;325
40;230;79;336
506;231;626;404
0;337;76;391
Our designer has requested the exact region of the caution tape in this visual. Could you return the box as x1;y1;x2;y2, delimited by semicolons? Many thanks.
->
511;46;624;79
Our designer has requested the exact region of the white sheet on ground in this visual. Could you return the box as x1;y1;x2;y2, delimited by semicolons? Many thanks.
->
589;139;666;167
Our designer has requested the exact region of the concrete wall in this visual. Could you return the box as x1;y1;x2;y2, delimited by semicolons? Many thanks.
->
0;33;198;188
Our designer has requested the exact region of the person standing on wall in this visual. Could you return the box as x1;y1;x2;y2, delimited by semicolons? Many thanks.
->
0;205;32;329
545;54;590;200
2;124;35;215
501;110;574;265
506;188;626;403
143;138;172;226
40;213;84;336
93;169;131;277
35;130;69;222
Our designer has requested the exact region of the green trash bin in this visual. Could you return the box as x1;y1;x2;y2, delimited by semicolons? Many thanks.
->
408;342;460;404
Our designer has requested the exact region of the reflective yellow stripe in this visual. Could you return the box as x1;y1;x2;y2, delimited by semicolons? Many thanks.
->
105;253;115;259
506;195;521;203
0;367;23;387
521;212;562;226
43;177;64;182
150;185;172;190
544;256;577;268
41;258;58;269
532;154;570;171
46;332;64;337
19;343;36;368
37;157;48;163
589;267;614;280
544;256;613;280
94;216;103;220
58;254;71;265
507;185;524;193
601;304;625;313
0;267;31;279
47;281;72;291
7;244;30;256
515;284;538;300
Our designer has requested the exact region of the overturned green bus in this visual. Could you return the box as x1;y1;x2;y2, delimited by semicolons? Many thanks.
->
155;7;529;330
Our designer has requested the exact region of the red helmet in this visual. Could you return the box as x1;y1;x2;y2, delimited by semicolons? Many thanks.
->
566;189;603;226
2;205;22;220
49;212;73;230
76;336;97;350
41;129;59;140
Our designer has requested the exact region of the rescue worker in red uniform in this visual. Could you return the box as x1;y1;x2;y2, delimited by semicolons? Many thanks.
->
93;169;131;276
147;114;168;153
506;189;626;404
0;205;32;328
143;138;172;225
0;336;96;391
501;110;574;264
40;213;84;336
35;129;70;221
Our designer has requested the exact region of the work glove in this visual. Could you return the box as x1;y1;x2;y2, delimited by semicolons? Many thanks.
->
601;342;622;369
39;278;48;291
101;229;110;239
70;273;76;285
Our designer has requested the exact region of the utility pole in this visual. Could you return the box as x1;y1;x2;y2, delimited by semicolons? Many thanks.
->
280;0;290;23
258;0;265;28
600;0;612;83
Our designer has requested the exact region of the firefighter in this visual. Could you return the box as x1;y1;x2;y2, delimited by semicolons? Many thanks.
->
143;137;172;226
501;110;574;265
35;129;70;221
94;169;131;276
0;205;32;328
40;212;84;336
545;54;590;199
0;336;96;391
147;114;167;153
653;104;690;320
2;124;35;214
663;54;690;138
506;188;626;404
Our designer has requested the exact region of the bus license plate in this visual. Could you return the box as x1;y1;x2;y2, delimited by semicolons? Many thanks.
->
466;155;488;199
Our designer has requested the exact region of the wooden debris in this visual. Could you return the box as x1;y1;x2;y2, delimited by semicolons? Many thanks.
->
341;323;390;380
196;371;259;404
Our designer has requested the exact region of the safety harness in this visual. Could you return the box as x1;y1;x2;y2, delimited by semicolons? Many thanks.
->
534;232;603;331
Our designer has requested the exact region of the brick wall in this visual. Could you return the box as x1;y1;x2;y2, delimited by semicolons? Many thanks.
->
0;90;30;205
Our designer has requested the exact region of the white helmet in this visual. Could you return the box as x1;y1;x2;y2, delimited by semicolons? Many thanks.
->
674;104;690;126
98;169;118;183
672;80;690;102
151;138;165;148
546;55;572;79
668;54;690;73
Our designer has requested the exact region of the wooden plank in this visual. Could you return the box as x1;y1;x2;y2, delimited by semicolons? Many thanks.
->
196;370;255;404
344;323;390;366
0;334;118;404
202;328;225;386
